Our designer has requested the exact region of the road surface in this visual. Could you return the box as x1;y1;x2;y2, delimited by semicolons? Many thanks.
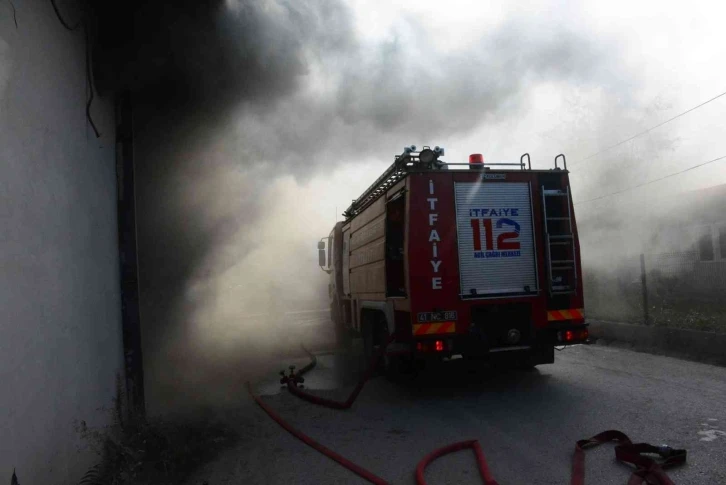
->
188;335;726;484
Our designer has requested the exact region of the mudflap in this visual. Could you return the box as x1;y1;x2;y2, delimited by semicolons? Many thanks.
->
484;345;554;369
532;344;555;365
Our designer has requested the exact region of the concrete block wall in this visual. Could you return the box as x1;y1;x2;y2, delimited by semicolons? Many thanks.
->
1;0;123;483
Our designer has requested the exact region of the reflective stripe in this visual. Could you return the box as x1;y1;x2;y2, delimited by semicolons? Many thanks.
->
547;308;584;321
413;322;456;335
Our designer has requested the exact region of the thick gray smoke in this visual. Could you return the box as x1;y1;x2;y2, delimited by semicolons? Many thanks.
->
220;17;622;165
554;89;726;326
564;94;681;261
90;0;631;414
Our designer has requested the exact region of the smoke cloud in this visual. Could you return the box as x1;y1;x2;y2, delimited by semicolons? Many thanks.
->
89;0;635;413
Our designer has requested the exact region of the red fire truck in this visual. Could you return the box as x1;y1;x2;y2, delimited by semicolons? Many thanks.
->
318;145;587;370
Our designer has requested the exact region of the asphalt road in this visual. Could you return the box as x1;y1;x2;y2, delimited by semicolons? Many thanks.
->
188;336;726;484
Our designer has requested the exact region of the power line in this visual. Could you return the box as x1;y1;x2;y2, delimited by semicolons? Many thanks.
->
50;0;80;31
571;90;726;167
7;0;18;28
575;154;726;206
49;0;100;137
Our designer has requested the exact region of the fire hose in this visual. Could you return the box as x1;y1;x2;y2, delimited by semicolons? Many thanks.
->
279;336;393;410
247;337;686;484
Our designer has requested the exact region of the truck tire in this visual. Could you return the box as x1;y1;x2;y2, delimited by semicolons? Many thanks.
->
497;353;540;371
512;360;537;370
332;300;352;350
369;316;415;378
362;313;388;376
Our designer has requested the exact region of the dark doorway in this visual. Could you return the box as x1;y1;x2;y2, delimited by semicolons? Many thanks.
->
386;193;406;297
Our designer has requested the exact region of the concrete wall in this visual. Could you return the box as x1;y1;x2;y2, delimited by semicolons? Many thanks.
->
0;1;123;483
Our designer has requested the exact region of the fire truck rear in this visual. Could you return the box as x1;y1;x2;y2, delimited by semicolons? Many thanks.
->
318;145;587;369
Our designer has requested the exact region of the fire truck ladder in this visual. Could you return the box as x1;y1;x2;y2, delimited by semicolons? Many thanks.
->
344;161;407;219
343;145;438;219
542;186;577;295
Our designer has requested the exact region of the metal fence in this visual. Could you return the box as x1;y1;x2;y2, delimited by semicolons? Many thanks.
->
583;251;726;333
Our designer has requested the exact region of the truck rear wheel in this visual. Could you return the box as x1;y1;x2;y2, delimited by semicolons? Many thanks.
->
490;359;536;372
362;313;389;375
495;345;552;370
332;300;351;350
511;360;537;370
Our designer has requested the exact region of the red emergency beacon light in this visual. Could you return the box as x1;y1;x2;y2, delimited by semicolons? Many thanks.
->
469;153;484;169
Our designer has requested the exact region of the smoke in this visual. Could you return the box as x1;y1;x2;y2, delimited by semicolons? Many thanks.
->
558;93;680;258
89;0;635;413
220;16;623;166
555;89;726;325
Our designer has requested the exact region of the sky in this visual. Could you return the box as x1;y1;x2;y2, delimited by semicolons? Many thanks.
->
341;0;726;197
201;0;726;222
124;0;726;410
200;0;726;308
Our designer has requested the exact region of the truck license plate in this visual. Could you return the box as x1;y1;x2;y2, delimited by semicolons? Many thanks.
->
417;311;458;323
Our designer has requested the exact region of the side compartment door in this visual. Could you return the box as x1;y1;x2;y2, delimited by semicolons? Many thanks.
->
343;226;351;295
385;192;406;297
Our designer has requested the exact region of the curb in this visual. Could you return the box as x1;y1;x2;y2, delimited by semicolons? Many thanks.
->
587;320;726;367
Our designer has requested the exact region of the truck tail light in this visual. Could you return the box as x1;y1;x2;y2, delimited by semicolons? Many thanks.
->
557;328;589;343
416;340;449;353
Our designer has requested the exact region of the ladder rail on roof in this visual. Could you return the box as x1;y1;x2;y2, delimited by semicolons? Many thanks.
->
344;160;409;218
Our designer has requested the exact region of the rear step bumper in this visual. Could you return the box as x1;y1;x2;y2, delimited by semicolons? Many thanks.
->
393;323;589;358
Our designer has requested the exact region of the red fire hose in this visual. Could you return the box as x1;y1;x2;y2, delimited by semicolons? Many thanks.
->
247;339;685;484
246;381;390;485
415;439;499;485
282;334;395;409
571;430;685;485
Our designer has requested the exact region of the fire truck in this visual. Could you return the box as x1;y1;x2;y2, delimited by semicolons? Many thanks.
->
317;145;587;370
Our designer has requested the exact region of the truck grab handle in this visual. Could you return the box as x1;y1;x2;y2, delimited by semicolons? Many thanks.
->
521;153;531;170
555;154;567;171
